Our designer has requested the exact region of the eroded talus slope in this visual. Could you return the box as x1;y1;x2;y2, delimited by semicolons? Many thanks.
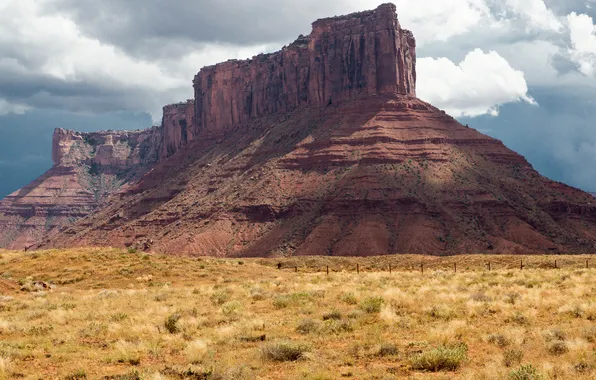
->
45;96;596;255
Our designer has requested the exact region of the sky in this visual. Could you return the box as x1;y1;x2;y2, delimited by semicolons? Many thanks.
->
0;0;595;198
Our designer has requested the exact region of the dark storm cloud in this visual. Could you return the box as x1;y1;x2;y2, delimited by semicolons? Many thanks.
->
0;63;179;116
44;0;366;58
551;53;582;75
462;86;596;192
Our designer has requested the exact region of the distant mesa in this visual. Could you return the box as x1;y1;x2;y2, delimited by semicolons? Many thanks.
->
2;3;596;255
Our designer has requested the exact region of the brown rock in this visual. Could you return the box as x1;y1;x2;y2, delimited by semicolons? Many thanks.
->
0;127;162;249
9;3;596;255
43;96;596;255
193;3;415;137
159;100;195;160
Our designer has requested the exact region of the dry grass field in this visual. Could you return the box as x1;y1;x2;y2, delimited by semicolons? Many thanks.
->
0;248;595;379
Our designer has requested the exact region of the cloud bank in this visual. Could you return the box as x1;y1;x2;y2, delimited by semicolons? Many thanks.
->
1;0;596;193
417;49;536;117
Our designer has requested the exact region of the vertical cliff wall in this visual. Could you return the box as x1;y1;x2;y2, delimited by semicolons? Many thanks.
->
193;3;416;137
0;127;162;249
2;3;420;249
159;100;195;161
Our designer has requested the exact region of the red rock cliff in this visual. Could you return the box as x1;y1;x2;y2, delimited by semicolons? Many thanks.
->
159;100;195;161
193;3;416;137
0;127;162;249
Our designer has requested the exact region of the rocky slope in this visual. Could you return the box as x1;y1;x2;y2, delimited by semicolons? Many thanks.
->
41;4;596;255
0;127;161;249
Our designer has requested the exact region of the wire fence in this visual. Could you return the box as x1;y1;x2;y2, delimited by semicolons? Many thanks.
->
274;257;593;274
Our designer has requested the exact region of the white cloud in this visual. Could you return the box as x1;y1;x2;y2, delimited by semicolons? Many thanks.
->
567;12;596;76
0;0;581;122
0;0;266;121
392;0;492;45
503;0;563;31
417;49;536;117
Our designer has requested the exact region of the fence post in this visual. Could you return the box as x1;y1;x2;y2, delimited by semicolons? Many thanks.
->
421;263;424;274
326;265;329;275
454;263;457;273
554;260;557;269
520;260;523;270
356;264;360;274
487;262;491;271
295;266;298;273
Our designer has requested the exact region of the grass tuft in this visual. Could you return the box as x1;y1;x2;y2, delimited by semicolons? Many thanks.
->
261;342;309;362
508;364;543;380
164;313;181;334
410;343;468;372
503;349;524;367
360;296;383;313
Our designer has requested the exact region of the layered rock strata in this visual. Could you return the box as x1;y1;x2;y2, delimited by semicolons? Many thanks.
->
159;101;195;161
0;127;162;249
45;95;596;255
193;3;415;137
7;3;596;254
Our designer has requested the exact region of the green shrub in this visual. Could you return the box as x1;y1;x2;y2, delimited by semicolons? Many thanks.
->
581;326;596;343
250;287;266;301
360;296;383;313
164;314;181;334
547;340;568;355
64;369;87;380
503;349;524;367
544;329;566;342
377;343;399;357
322;320;354;334
508;364;543;380
488;333;510;347
508;312;529;325
410;343;468;372
261;342;309;362
210;290;231;306
221;301;241;316
339;292;358;305
296;319;320;334
322;310;342;321
273;296;290;309
110;313;128;322
107;371;141;380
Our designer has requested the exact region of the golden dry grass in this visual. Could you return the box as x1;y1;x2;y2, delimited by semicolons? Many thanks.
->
0;248;595;379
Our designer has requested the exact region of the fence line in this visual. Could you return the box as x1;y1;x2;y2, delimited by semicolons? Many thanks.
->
276;258;591;274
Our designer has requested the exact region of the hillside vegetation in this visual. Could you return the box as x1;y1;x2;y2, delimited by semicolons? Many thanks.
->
1;248;595;379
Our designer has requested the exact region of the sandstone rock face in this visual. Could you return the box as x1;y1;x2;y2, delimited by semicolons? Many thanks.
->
0;127;162;249
193;3;415;137
159;101;195;161
45;96;596;255
14;3;596;255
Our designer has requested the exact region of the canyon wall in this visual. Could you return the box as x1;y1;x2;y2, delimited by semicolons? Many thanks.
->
193;3;416;137
52;127;162;169
1;3;420;249
159;100;196;161
0;127;162;249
